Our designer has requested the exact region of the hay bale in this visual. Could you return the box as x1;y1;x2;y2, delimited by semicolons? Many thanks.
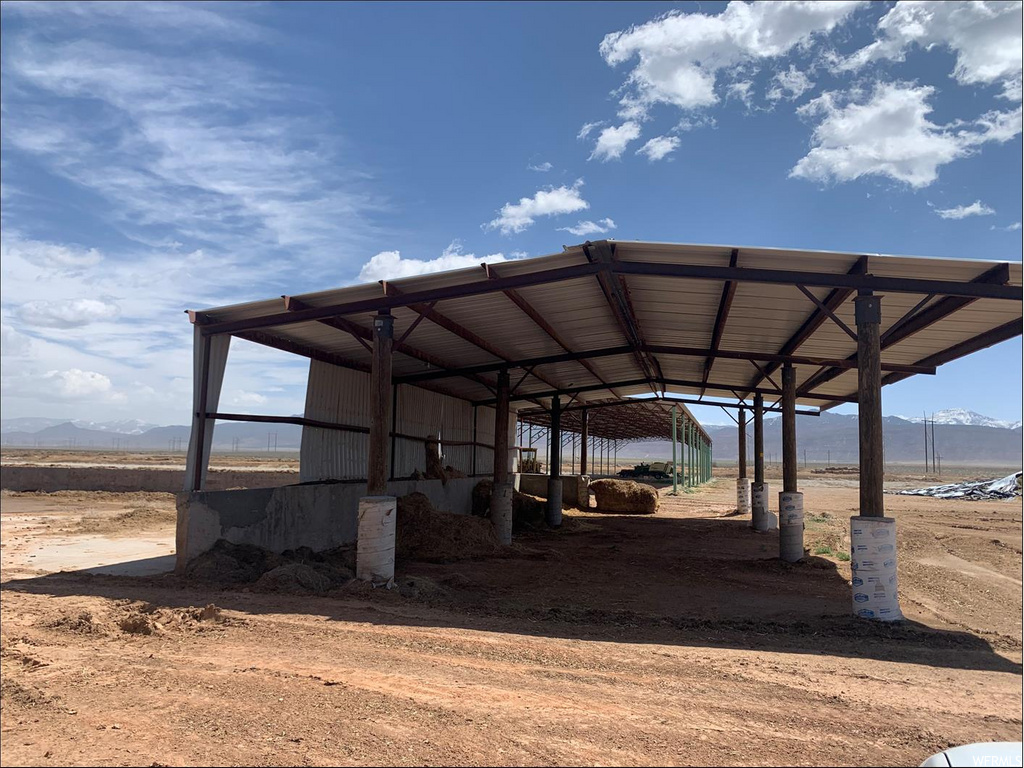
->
590;478;659;514
396;492;503;563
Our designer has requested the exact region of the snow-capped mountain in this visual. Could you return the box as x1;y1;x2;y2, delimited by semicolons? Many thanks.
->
895;409;1022;430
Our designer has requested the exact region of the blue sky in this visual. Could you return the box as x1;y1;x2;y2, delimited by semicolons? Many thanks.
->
1;0;1021;427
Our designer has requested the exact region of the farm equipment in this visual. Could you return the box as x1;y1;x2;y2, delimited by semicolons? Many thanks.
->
618;461;674;480
517;446;543;474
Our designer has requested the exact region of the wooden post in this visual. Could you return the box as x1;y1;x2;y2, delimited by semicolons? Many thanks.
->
782;364;797;493
389;383;399;481
738;408;747;478
549;396;561;478
493;368;510;484
580;407;589;474
367;310;394;496
856;292;885;517
754;393;764;485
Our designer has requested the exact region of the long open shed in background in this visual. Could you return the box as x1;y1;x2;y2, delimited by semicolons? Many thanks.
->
181;240;1023;619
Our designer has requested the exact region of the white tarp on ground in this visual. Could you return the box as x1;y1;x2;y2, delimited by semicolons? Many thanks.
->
888;472;1022;500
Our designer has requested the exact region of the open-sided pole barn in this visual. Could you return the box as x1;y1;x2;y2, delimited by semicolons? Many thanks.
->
182;240;1022;620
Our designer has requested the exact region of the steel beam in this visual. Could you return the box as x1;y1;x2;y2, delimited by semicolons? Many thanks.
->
702;248;739;395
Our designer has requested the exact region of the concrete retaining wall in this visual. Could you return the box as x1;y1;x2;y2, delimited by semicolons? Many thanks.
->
1;465;298;494
175;476;478;572
518;473;590;508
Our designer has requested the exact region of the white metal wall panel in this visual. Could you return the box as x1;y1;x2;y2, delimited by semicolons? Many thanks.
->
300;360;372;482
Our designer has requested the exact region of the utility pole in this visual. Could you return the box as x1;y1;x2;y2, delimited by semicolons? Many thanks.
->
923;411;929;473
930;415;937;478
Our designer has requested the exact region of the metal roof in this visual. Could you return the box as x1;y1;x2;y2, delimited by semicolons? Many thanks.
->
190;240;1023;412
517;398;714;444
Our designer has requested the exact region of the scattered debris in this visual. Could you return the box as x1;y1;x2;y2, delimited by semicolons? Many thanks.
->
590;478;659;514
471;480;546;529
889;472;1022;500
185;540;354;589
396;492;505;563
811;467;859;475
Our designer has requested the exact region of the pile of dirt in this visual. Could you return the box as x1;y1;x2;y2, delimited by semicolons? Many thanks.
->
396;492;505;563
811;466;859;475
471;479;546;530
117;603;238;635
73;505;176;534
590;479;659;514
184;540;354;591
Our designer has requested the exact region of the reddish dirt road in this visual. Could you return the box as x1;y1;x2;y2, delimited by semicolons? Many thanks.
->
1;473;1021;766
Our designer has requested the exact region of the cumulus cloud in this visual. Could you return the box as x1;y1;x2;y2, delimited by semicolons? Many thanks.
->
836;1;1023;99
557;218;617;237
18;298;121;329
483;180;589;235
590;122;642;161
636;135;680;161
358;241;510;282
42;369;116;399
2;239;103;271
991;221;1023;232
726;80;755;108
527;161;553;172
790;82;1022;187
597;2;864;118
767;64;815;101
933;200;996;219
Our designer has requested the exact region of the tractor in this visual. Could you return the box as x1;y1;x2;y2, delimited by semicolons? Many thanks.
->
517;446;543;474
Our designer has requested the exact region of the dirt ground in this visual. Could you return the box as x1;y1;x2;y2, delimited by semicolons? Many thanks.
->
1;468;1021;767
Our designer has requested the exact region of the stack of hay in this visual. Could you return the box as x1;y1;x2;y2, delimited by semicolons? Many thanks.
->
590;478;659;514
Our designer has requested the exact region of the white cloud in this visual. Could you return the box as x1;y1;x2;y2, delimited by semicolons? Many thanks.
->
1;322;32;357
790;82;1022;187
227;390;269;407
991;221;1023;232
590;122;642;161
598;2;864;118
1;239;103;271
577;121;604;140
557;218;617;237
933;200;995;219
18;298;121;329
767;64;815;101
527;161;553;172
636;135;680;161
837;1;1023;98
358;241;510;282
726;80;755;108
483;180;589;235
43;369;116;399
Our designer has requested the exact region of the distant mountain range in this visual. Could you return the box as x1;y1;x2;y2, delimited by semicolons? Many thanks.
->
895;408;1022;430
1;409;1021;464
625;411;1022;465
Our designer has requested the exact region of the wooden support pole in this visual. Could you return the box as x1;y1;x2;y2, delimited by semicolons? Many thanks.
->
549;397;561;478
367;310;394;496
856;292;885;517
580;407;589;474
738;408;747;478
782;364;798;493
754;393;765;485
493;368;510;484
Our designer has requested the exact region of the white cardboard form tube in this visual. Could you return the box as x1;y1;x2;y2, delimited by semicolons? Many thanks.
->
357;496;397;585
778;491;804;562
736;477;751;516
850;516;903;621
751;482;771;531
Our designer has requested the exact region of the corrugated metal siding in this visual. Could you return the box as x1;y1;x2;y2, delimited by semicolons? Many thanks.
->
300;361;514;482
300;360;372;482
